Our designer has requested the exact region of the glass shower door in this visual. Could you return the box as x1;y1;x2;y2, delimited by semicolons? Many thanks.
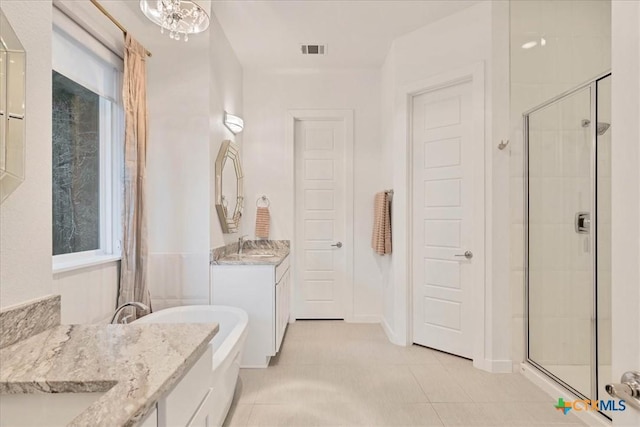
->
526;85;594;398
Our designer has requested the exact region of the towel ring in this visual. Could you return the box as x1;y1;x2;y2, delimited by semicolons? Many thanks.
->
256;195;270;208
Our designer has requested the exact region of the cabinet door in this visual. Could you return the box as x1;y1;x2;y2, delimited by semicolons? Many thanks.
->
159;347;212;426
187;388;213;427
140;407;158;427
275;278;284;352
212;265;275;367
275;268;291;353
282;269;291;330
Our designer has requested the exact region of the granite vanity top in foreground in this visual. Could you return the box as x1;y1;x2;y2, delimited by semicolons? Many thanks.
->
0;322;218;426
211;239;290;266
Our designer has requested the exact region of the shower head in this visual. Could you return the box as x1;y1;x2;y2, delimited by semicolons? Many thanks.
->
581;119;611;136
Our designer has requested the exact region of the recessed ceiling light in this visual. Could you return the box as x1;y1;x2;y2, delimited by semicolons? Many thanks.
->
521;41;537;49
540;37;547;46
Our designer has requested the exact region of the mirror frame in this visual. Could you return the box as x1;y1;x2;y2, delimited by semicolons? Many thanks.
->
215;140;243;233
0;9;26;203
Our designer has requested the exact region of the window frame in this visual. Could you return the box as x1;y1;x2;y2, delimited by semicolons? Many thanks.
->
52;12;123;274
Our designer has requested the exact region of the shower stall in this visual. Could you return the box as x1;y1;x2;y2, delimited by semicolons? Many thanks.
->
524;73;612;418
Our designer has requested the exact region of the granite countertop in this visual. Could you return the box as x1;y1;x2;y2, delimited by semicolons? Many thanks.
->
0;322;218;426
213;250;289;265
211;240;290;266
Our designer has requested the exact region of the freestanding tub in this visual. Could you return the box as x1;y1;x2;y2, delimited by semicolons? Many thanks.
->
135;305;248;427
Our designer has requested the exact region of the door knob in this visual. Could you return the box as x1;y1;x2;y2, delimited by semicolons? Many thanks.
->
455;250;473;260
331;242;343;248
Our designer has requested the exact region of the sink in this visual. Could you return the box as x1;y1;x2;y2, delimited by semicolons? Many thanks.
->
222;252;277;259
0;392;105;426
244;253;277;258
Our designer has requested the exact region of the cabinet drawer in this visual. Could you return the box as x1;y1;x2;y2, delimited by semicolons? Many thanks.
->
187;387;213;427
159;346;212;427
275;255;290;283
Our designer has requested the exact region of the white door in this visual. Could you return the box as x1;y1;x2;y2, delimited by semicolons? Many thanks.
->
412;80;480;358
294;119;346;319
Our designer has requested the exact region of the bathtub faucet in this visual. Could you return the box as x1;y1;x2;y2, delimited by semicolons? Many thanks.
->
111;302;150;324
237;235;249;255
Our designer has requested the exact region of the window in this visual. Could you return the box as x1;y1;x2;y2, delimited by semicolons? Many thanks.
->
52;72;101;255
52;9;123;271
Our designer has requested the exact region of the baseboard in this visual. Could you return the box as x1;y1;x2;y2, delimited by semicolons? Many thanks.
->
520;363;610;427
347;315;380;323
381;317;406;346
473;358;513;373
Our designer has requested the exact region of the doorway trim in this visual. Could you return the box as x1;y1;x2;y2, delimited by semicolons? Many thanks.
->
399;62;492;370
286;109;355;322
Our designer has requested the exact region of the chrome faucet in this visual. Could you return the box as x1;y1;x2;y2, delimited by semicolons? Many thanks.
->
237;235;249;255
111;302;150;324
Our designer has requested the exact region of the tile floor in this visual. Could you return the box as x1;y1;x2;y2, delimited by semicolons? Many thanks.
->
223;321;586;426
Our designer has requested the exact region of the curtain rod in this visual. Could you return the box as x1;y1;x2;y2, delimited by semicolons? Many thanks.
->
90;0;152;57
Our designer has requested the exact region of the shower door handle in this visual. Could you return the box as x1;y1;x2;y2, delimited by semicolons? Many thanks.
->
575;212;590;234
455;250;473;260
606;371;640;410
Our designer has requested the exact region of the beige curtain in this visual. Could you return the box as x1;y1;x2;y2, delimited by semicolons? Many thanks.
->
118;34;151;318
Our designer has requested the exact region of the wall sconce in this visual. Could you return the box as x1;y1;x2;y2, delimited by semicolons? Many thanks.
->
224;112;244;134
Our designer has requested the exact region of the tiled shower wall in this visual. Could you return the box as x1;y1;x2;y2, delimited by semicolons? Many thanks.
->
509;0;611;365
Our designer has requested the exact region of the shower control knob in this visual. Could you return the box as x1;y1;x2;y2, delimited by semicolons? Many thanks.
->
455;250;473;260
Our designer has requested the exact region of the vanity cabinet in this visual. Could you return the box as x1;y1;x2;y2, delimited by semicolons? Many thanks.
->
211;255;291;368
142;346;214;427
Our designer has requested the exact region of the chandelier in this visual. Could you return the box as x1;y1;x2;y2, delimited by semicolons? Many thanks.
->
139;0;210;42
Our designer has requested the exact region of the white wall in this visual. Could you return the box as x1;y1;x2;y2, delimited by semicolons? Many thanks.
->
509;0;611;366
379;49;396;332
379;1;512;372
209;13;244;250
53;263;119;324
144;12;212;310
243;68;383;321
0;1;54;309
611;1;640;426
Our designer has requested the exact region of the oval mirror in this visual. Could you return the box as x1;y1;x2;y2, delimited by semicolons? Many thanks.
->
215;140;243;233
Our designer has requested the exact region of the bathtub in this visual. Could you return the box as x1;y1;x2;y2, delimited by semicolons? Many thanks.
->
135;305;248;426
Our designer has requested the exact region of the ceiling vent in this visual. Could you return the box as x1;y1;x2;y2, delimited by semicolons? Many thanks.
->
301;44;327;55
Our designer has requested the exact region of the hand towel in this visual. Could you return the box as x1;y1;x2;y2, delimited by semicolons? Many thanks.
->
372;192;392;255
256;206;270;239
